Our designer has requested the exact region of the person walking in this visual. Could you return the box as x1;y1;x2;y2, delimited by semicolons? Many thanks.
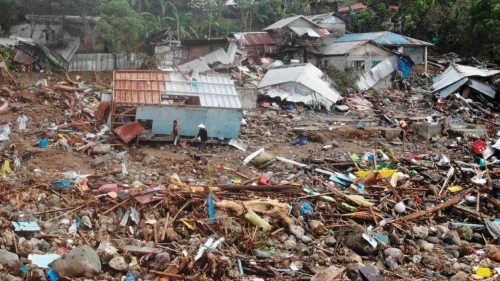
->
172;120;180;146
197;124;208;151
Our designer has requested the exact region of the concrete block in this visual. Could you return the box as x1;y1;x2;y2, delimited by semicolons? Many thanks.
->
449;123;487;138
381;127;402;140
413;122;443;140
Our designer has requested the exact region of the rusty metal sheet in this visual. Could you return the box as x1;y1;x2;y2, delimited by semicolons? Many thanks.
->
240;32;275;46
112;71;169;105
113;122;145;144
95;101;109;121
13;50;35;65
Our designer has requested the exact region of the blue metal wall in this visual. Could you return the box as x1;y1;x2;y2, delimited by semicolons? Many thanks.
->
136;106;242;139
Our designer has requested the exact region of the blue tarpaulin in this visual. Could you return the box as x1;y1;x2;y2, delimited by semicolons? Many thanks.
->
397;57;412;79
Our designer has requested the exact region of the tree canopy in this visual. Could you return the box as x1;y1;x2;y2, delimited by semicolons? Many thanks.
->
0;0;498;61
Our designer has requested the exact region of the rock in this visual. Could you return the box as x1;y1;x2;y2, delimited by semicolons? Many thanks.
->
289;225;305;239
343;231;377;256
301;235;313;243
142;154;155;164
81;215;92;229
457;227;473;241
2;231;14;246
412;226;429;239
443;231;461;245
330;140;340;148
323;236;337;247
450;271;468;281
97;241;118;256
457;243;475;256
384;256;398;269
383;247;403;259
477;258;493;268
471;233;483;244
412;255;422;263
435;225;450;235
347;252;363;264
426;236;441;244
0;249;18;265
108;255;127;271
51;245;102;278
418;240;435;251
283;237;298;250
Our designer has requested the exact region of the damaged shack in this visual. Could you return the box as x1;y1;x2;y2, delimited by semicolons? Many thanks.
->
112;70;242;141
257;63;342;110
432;64;500;110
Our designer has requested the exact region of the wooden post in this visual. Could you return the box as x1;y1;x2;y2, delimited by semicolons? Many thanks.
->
424;46;428;74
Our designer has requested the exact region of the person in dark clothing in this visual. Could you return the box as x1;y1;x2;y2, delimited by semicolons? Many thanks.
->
197;123;208;151
172;120;180;146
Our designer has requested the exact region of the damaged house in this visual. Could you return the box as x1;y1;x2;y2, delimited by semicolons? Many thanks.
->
334;31;432;72
228;32;277;57
432;64;500;110
306;13;346;36
263;15;330;63
111;70;242;142
314;40;395;72
257;63;342;110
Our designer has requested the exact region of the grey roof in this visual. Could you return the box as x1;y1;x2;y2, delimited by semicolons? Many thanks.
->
307;13;345;24
164;72;242;109
263;15;322;30
258;63;342;106
318;40;370;56
432;64;500;98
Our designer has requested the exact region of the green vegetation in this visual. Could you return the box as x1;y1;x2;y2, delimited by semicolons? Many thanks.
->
0;0;498;61
325;66;360;94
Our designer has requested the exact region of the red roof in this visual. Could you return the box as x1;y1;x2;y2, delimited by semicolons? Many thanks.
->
239;32;275;46
113;71;168;105
338;3;367;13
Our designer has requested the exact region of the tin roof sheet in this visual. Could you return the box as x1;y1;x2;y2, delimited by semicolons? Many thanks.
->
336;31;432;46
263;15;323;31
232;32;276;46
166;72;242;109
318;40;369;55
257;63;342;106
113;71;168;105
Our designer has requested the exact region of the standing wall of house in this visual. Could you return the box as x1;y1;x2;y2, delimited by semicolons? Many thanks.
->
136;106;242;139
402;46;424;64
346;44;393;72
319;56;348;70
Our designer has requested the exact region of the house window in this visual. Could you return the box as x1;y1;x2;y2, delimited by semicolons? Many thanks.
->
353;60;365;69
372;60;381;67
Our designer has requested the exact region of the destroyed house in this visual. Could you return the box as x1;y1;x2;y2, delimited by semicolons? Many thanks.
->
112;71;242;140
315;40;395;72
306;13;346;36
228;32;277;56
432;64;500;108
335;31;432;70
257;63;342;110
263;15;330;45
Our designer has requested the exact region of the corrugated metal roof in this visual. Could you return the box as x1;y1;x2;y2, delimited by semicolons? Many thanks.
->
263;15;324;31
432;64;500;98
113;70;242;109
307;13;344;24
232;32;275;46
356;57;398;90
336;31;432;46
257;63;342;106
165;72;242;109
318;40;369;55
113;71;168;104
